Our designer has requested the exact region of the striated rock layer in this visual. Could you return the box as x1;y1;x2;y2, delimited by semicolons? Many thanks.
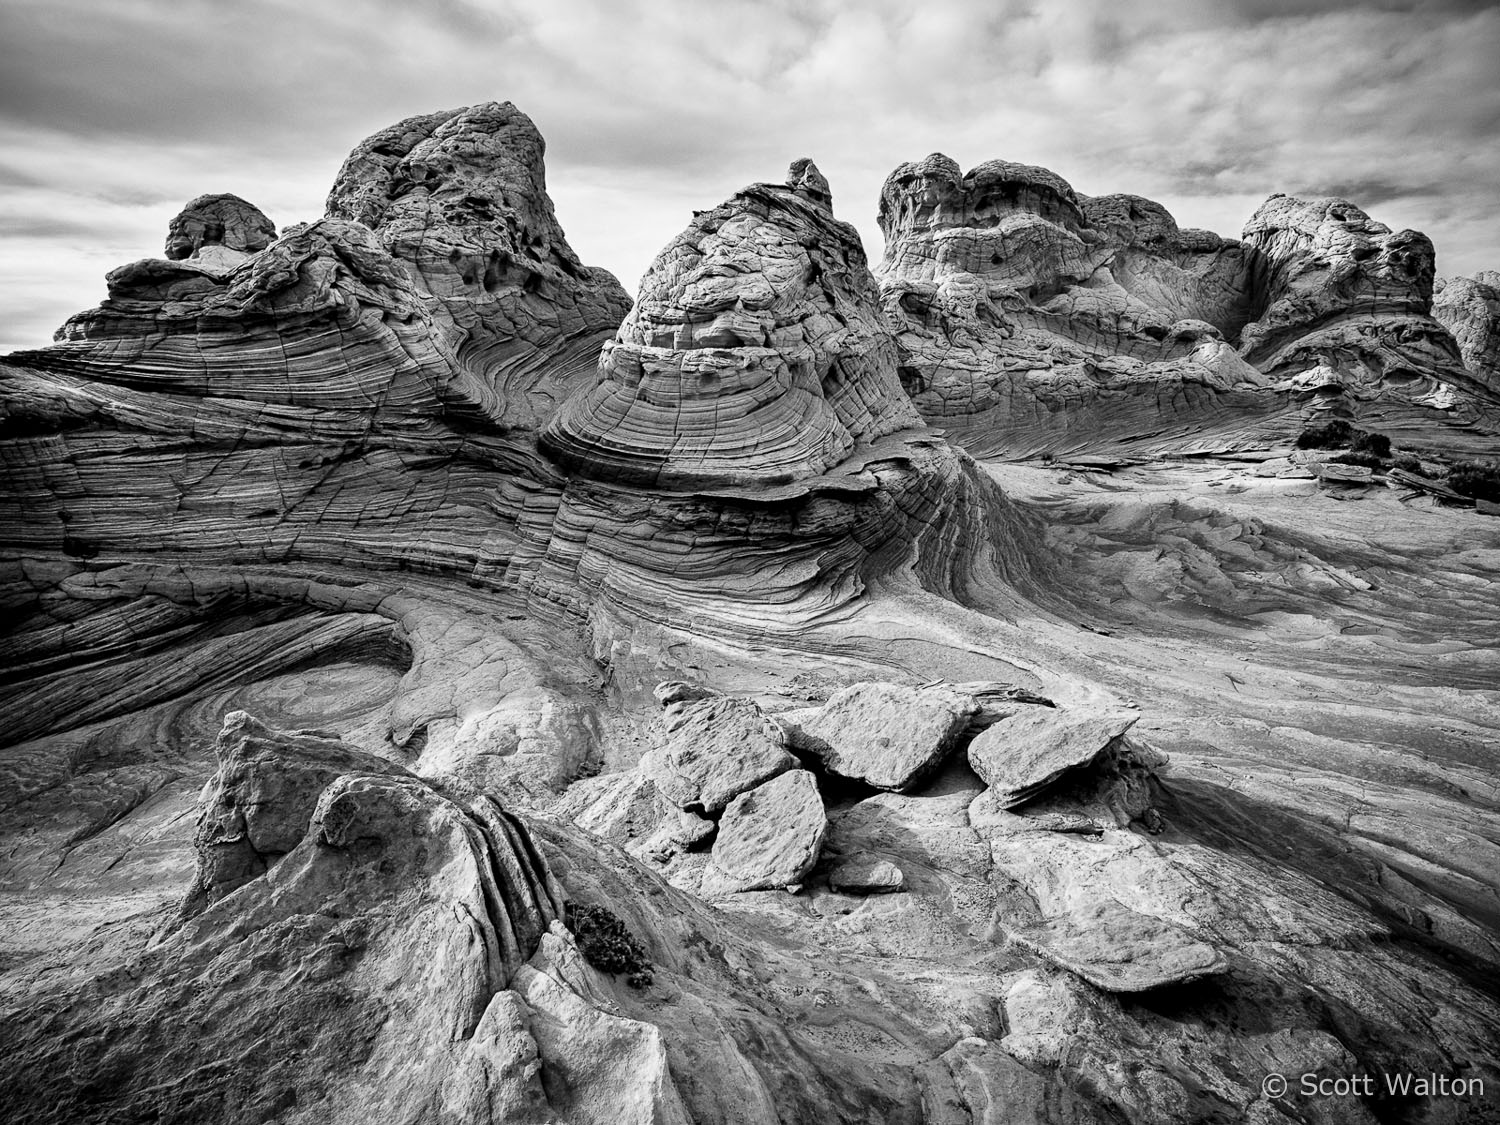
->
3;102;1500;1125
541;160;920;488
877;154;1500;458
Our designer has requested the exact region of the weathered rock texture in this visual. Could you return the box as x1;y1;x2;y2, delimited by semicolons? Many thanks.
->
327;102;633;428
878;155;1500;459
4;102;1500;1125
541;160;921;488
165;192;277;261
781;680;979;791
1434;271;1500;392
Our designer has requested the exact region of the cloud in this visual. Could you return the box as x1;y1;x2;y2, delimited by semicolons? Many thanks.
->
1;0;1496;352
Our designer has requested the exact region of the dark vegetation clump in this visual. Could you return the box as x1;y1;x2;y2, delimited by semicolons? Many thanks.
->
1446;460;1500;504
1349;431;1391;459
566;902;653;988
1392;452;1424;474
1297;422;1394;471
1295;419;1355;449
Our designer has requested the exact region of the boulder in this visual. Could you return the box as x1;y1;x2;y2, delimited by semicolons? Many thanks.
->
647;694;797;815
781;681;979;792
827;852;904;894
706;769;827;892
966;706;1139;809
182;709;409;914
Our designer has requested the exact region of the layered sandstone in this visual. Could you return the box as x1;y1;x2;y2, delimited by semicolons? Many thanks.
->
877;155;1500;458
327;102;633;428
3;103;1500;1125
540;160;921;488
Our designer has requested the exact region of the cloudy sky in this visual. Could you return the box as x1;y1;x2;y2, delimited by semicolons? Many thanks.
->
2;0;1497;352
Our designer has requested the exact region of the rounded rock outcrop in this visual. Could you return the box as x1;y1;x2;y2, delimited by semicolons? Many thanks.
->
164;192;277;261
540;161;921;489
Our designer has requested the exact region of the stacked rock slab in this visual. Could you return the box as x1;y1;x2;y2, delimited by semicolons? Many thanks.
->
1434;271;1500;393
540;160;922;487
645;693;797;815
966;705;1140;809
778;681;980;792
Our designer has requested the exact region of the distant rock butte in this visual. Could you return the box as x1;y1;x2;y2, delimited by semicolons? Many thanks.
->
877;153;1500;458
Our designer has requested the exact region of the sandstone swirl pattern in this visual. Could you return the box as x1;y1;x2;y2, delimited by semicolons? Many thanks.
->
541;160;921;487
2;102;1499;1125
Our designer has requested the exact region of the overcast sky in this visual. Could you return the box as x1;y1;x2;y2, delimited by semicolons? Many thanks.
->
2;0;1497;353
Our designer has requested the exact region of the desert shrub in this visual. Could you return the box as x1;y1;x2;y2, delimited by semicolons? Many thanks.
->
1294;419;1355;449
1349;431;1391;459
1446;460;1500;504
1392;452;1423;474
566;902;653;988
1331;451;1385;469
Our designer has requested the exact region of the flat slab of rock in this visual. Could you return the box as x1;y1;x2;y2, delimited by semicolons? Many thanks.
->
1002;898;1227;992
1317;463;1374;486
827;852;904;894
707;770;826;893
785;682;979;792
647;695;796;815
967;707;1139;809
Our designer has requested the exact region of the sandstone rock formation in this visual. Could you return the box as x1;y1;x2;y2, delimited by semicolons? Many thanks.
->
877;154;1500;459
4;102;1500;1125
539;158;921;488
165;192;277;261
327;102;633;429
1434;271;1500;392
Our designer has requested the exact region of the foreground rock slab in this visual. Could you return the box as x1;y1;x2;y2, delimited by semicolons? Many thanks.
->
784;681;979;791
646;693;796;815
706;769;826;893
967;706;1139;808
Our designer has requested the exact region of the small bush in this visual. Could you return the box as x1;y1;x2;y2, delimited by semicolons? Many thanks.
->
1392;452;1423;474
1447;460;1500;504
1331;451;1384;470
1350;431;1391;459
567;902;653;988
1295;420;1355;449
